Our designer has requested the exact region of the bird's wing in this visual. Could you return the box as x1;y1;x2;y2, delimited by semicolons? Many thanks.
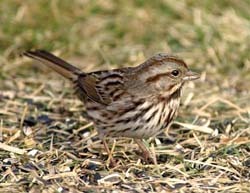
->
24;50;132;105
24;50;111;105
81;69;129;105
74;73;112;105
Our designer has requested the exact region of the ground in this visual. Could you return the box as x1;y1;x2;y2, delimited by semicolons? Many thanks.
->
0;0;250;192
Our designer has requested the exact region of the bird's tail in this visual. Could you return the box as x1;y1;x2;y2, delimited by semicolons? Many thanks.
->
23;50;83;80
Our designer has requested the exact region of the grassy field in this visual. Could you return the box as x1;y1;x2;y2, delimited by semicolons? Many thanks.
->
0;0;250;192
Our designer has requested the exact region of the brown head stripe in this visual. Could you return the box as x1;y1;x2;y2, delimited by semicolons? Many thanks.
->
135;53;188;74
162;57;187;68
148;53;188;68
145;72;170;83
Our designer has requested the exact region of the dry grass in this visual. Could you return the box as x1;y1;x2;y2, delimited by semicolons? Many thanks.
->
0;0;250;192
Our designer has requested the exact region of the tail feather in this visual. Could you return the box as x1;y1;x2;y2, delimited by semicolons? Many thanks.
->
23;50;83;80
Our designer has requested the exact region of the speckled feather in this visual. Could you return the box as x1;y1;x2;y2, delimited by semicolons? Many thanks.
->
24;50;198;139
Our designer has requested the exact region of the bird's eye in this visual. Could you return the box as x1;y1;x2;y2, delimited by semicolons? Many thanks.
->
171;70;180;77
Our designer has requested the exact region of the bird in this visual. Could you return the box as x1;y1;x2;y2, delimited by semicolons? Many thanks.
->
24;50;199;164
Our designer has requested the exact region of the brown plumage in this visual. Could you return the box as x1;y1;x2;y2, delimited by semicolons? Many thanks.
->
24;50;199;163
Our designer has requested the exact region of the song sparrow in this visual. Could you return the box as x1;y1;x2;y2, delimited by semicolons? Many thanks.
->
24;50;199;164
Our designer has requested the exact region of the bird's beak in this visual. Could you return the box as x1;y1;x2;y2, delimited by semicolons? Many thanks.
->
183;70;200;81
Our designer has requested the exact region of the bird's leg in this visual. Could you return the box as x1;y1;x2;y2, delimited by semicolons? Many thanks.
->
102;138;116;167
134;139;154;163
